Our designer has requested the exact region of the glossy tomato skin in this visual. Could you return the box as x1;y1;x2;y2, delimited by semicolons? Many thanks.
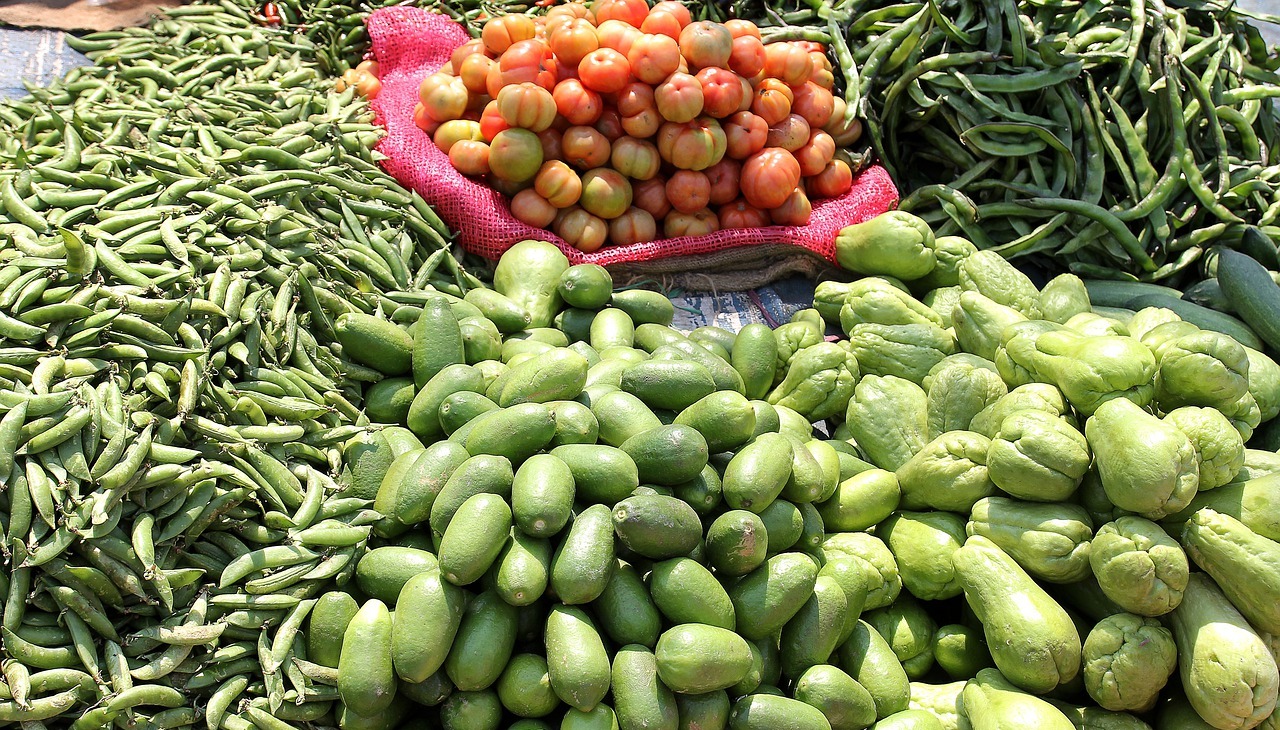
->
538;127;564;160
479;100;511;141
728;35;766;79
549;18;599;66
823;99;863;147
497;83;558;132
663;208;718;237
795;130;836;177
449;140;491;176
546;2;594;31
767;114;811;152
609;207;657;245
808;52;835;90
723;19;760;39
628;33;681;85
610;137;661;180
482;15;537;55
791;81;834;128
596;19;642;55
511;188;559;227
413;103;438;135
807;158;853;198
451;38;490;74
723;111;768;159
639;5;685;39
741;148;801;209
594;109;626;141
704;158;741;206
488;40;557;95
679;21;733;70
434;120;484;155
578;48;633;94
489;128;545;182
751;84;792;127
763;42;812;86
718;198;771;228
656;116;727;171
647;1;690;28
553;79;604;125
654;72;704;124
579;168;634;219
419;73;469;123
615;82;655;116
665;170;711;213
562;126;612;169
770;186;811;226
621;106;662;138
696;67;745;118
535;160;583;207
593;0;648;28
632;176;672;219
556;206;609;252
459;53;496;94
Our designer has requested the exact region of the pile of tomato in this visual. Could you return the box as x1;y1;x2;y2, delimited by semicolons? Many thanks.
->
412;0;863;251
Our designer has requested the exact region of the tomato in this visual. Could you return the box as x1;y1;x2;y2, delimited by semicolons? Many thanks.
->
593;0;648;28
535;160;583;207
546;1;594;30
718;198;770;228
638;6;684;39
741;148;800;209
767;114;810;151
615;82;654;115
695;67;744;118
451;39;490;74
353;71;382;99
621;106;661;138
488;40;557;95
648;1;690;27
594;109;625;140
798;41;826;53
808;158;852;198
723;19;760;39
769;186;811;226
480;100;512;141
419;73;469;123
490;176;532;198
538;127;564;160
552;79;603;125
764;42;812;86
628;33;681;85
556;206;609;252
791;81;834;128
562;125;612;168
413;103;440;135
751;84;791;126
579;168;633;219
596;20;642;55
549;18;600;66
704;158;741;205
679;21;733;70
459;53;496;94
756;77;794;101
466;91;492;115
434;119;484;155
610;137;661;180
511;188;559;227
809;52;834;90
663;208;718;237
723;111;767;159
496;82;558;132
656;116;726;170
610;207;657;245
665;170;710;213
654;72;704;124
578;48;633;94
728;35;766;79
632;176;672;218
483;15;538;55
823;101;863;147
489;128;545;182
736;76;754;112
795;129;835;177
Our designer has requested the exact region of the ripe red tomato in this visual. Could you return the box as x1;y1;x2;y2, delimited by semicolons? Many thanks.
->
621;106;661;138
696;67;745;118
580;168;633;219
451;39;490;74
479;100;511;141
535;160;583;207
795;130;835;177
767;114;811;151
434;120;484;155
718;198;770;228
770;186;811;225
663;208;718;237
497;82;559;132
549;18;599;66
763;42;812;86
632;176;672;219
728;35;766;79
665;170;711;213
751;84;792;127
561;126;612;169
578;48;633;94
538;127;564;160
741;148;800;209
648;2;691;27
594;109;626;141
556;206;609;252
655;72;704;124
483;15;538;55
736;75;754;113
704;158;741;205
616;82;655;116
610;137;661;180
723;19;760;39
679;21;733;70
593;0;648;28
807;158;852;198
596;20;642;56
628;33;682;85
419;73;469;123
656;116;726;171
723;111;767;159
449;140;491;176
553;79;603;125
489;128;545;182
511;188;559;227
610;207;657;245
639;5;685;39
791;81;834;128
488;40;557;95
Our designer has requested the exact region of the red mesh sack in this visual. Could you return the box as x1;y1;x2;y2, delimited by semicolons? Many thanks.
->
366;7;899;275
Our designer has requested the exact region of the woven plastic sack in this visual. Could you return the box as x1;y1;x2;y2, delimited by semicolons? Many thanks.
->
366;7;900;289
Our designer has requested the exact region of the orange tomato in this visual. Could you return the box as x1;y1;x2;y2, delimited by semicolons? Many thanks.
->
704;158;741;205
808;52;834;90
763;42;812;86
480;100;512;141
460;53;496;94
511;188;559;227
621;106;661;138
413;103;440;135
561;126;612;168
489;128;545;181
728;35;766;79
654;72;704;123
808;158;852;198
449;140;491;176
610;206;657;245
723;110;768;159
741;148;800;209
535;160;583;207
723;19;760;39
695;67;744;118
578;48;633;94
791;81;834;128
628;33;681;85
596;20;642;55
556;206;609;251
656;116;726;171
593;0;649;27
767;114;811;151
648;1;690;27
553;79;604;125
615;82;655;116
795;130;835;177
488;40;557;95
610;137;661;180
482;15;538;55
823;100;863;147
632;176;672;219
434;119;484;155
770;186;811;225
450;39;489;74
718;198;770;228
663;208;718;237
665;170;710;213
419;73;469;123
353;71;382;99
497;82;559;132
638;6;684;39
751;84;791;126
736;75;754;113
579;168;633;219
549;18;600;66
546;1;594;31
678;21;733;70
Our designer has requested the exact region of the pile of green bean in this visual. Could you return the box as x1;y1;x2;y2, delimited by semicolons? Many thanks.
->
740;0;1280;285
0;2;489;725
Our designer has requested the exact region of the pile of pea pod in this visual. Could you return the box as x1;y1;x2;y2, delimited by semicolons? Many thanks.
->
736;0;1280;286
0;2;495;725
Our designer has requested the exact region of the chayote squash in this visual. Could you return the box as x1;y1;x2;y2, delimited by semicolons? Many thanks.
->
879;511;967;601
1030;331;1157;414
866;595;938;680
839;280;946;330
1245;346;1280;423
966;497;1093;584
1126;306;1183;341
1219;390;1263;442
951;291;1028;362
926;358;1007;439
1081;613;1177;712
895;431;995;513
969;383;1073;439
1076;471;1135;530
766;342;859;422
923;286;964;328
845;375;930;472
916;235;978;291
1154;330;1251;411
1162;407;1245;490
492;240;570;329
1161;472;1280;542
986;410;1090;503
958;251;1042;319
847;322;957;385
1085;398;1199;520
993;320;1062;388
837;619;913;719
960;668;1076;730
1038;274;1092;325
821;532;902;611
1089;516;1188;617
1063;312;1130;338
1182;508;1280;636
908;681;968;730
1046;700;1153;730
817;468;900;532
835;211;938;281
773;320;824;382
